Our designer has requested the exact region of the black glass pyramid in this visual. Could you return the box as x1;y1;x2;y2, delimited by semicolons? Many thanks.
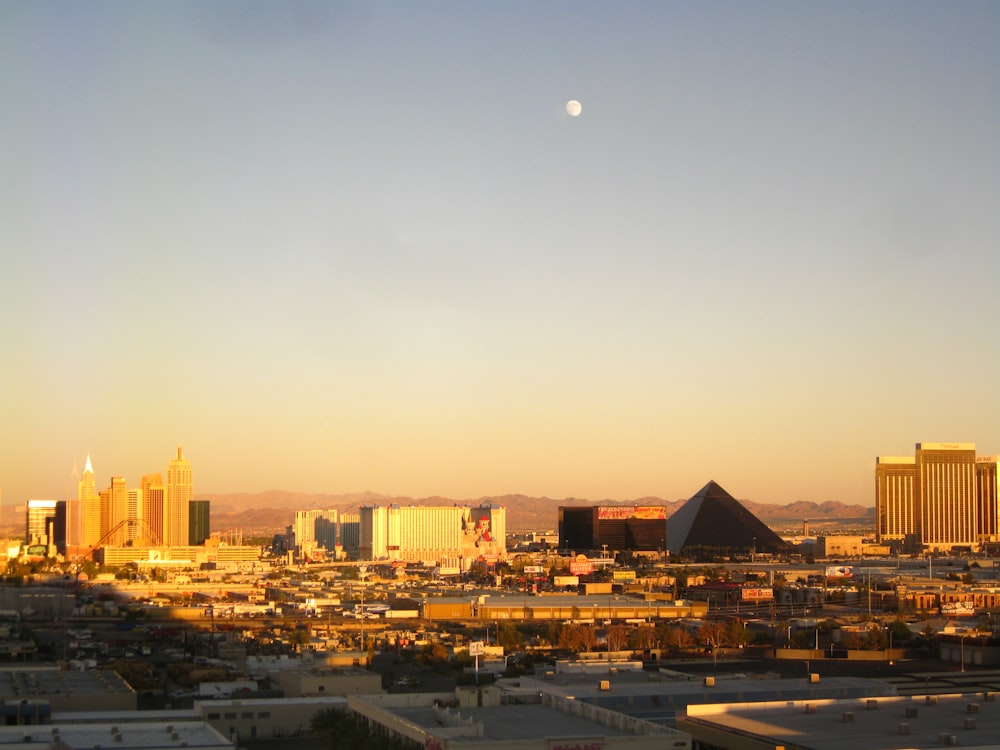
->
666;480;788;555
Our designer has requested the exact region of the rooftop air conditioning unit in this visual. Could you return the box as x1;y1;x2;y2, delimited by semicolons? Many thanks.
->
906;706;918;718
804;704;816;714
842;712;854;723
963;718;977;731
967;703;980;713
866;699;878;710
897;722;910;735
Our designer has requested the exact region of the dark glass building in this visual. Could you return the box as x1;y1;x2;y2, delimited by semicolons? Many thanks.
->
559;505;667;553
189;499;211;545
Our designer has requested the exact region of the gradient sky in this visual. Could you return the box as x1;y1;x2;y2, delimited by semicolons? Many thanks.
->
2;2;998;508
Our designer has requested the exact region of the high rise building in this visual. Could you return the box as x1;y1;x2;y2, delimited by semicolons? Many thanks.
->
875;456;916;543
127;487;141;542
560;504;669;553
189;500;210;546
294;509;339;552
97;488;110;542
340;513;360;557
79;455;101;548
54;501;67;555
976;456;999;543
915;442;977;551
165;446;192;547
875;442;991;553
106;476;128;545
25;499;57;545
359;504;505;568
141;473;165;545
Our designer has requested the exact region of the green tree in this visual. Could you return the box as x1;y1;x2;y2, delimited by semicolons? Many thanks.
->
419;642;450;671
605;624;630;653
497;622;522;651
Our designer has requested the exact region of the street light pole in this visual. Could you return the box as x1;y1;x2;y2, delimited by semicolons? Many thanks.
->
960;635;965;673
358;565;369;661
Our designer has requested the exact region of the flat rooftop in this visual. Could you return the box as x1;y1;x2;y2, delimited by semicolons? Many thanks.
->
6;720;231;750
681;693;1000;750
351;692;688;747
513;668;895;715
394;702;636;741
0;668;133;699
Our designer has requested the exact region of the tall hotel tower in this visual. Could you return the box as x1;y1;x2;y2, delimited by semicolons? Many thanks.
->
141;473;165;545
915;442;977;550
164;446;192;547
876;443;986;552
977;456;999;543
875;456;916;543
79;455;101;547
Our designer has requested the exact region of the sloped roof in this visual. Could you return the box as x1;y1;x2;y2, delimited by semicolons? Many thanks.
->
666;480;787;554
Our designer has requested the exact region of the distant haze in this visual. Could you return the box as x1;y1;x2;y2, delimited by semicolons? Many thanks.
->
201;490;875;535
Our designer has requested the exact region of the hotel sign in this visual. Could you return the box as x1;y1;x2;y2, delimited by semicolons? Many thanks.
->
598;506;636;520
597;506;666;520
634;506;667;520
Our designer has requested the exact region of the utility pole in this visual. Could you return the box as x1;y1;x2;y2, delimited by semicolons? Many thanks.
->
358;565;369;661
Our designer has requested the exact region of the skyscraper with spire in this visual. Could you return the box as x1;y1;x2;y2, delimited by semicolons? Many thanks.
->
78;455;101;547
165;446;192;547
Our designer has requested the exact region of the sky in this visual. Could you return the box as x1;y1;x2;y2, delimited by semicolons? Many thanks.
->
1;2;998;509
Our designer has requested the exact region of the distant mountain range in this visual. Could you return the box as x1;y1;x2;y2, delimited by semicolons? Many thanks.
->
202;490;875;536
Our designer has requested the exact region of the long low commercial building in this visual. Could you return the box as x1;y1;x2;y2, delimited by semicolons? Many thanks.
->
347;686;691;750
9;720;232;750
509;665;897;726
677;692;1000;750
423;595;708;622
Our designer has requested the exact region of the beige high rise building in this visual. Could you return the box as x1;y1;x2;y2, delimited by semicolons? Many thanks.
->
25;499;57;545
876;443;993;553
294;508;339;551
79;455;101;548
141;473;165;545
106;476;129;545
875;456;916;543
915;442;977;551
164;446;192;547
976;456;999;543
127;487;141;543
360;504;506;568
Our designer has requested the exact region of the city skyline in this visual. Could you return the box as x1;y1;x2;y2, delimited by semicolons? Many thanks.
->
2;3;998;508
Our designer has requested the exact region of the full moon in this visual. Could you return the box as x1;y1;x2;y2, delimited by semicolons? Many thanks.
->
566;99;582;117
